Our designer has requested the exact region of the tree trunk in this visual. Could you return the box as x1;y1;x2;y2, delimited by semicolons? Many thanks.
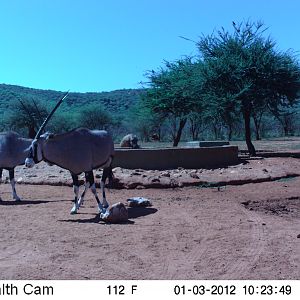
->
213;123;218;140
254;117;261;140
190;123;196;141
252;115;261;140
28;125;36;139
191;125;198;141
189;118;199;141
227;124;233;141
283;125;289;136
283;114;295;136
255;129;260;140
243;110;256;156
173;118;187;147
157;127;161;141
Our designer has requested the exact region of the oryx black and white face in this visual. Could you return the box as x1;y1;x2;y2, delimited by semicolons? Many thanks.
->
25;135;47;168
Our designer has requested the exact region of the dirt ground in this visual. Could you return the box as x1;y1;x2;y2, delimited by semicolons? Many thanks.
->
0;157;300;280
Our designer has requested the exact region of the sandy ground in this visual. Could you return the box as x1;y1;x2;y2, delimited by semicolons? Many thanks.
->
0;157;300;280
3;156;300;188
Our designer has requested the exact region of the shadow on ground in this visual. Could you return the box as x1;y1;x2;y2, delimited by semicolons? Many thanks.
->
0;199;51;205
58;206;158;225
127;207;157;219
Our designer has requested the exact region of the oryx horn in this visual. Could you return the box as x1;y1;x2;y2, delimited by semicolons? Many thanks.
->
34;90;69;139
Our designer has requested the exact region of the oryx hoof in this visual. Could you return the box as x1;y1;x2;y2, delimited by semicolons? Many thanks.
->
100;210;110;220
14;197;21;202
98;206;106;214
70;205;78;215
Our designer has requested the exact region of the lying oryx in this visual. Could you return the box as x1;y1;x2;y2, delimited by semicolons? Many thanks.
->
0;131;32;201
25;128;114;215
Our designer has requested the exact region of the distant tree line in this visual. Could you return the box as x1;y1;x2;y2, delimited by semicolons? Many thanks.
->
0;87;141;139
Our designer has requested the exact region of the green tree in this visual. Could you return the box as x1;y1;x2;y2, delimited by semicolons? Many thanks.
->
143;58;200;146
197;21;300;155
252;102;268;140
6;97;48;138
127;103;166;142
46;111;76;133
270;105;298;136
188;111;207;141
78;104;114;131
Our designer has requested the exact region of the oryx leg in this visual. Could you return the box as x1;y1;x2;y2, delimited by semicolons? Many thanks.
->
70;173;80;214
9;169;20;201
85;171;106;214
0;168;2;201
100;167;112;209
77;174;90;208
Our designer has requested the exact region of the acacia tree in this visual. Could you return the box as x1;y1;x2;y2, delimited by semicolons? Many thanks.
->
126;103;166;142
203;91;240;140
143;58;201;146
188;111;208;141
78;104;113;131
270;105;298;136
7;97;48;138
198;21;300;155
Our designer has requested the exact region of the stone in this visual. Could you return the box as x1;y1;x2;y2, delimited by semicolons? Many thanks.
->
101;202;128;223
127;197;152;207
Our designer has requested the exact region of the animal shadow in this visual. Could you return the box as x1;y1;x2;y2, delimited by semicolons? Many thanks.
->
59;206;158;225
127;207;158;219
0;199;50;206
59;214;102;224
59;214;135;225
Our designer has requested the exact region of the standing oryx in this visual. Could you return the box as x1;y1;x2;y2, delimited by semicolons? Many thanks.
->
25;128;114;215
0;131;32;201
24;91;115;216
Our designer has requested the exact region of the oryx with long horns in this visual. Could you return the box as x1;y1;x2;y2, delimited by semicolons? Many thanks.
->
25;91;114;216
0;131;32;201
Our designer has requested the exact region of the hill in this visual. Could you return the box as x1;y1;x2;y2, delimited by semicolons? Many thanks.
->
0;83;144;117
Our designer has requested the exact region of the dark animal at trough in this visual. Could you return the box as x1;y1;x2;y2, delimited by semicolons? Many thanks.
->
120;134;140;149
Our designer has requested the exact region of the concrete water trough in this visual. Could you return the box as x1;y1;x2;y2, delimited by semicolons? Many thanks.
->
184;141;230;148
113;145;239;170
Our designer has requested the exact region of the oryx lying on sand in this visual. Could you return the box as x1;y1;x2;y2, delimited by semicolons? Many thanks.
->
25;128;114;215
0;131;32;201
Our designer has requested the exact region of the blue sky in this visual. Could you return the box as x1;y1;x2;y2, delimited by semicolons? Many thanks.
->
0;0;299;93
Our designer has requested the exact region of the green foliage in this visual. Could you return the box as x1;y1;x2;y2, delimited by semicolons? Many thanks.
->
197;20;300;154
46;111;76;134
126;103;166;141
5;97;49;138
144;58;200;116
77;104;114;130
143;58;203;145
0;84;144;140
209;21;299;106
0;84;144;116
